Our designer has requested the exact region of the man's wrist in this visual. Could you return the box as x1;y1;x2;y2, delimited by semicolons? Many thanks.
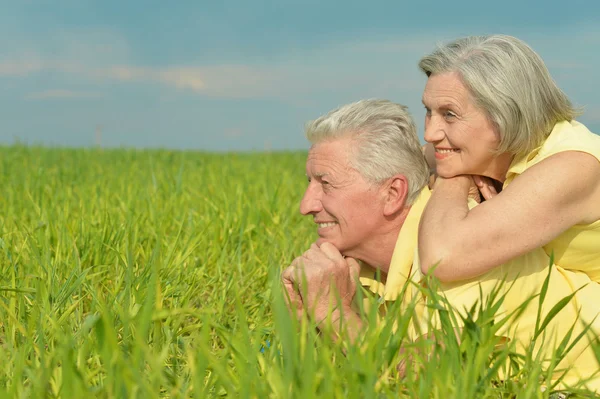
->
315;304;354;328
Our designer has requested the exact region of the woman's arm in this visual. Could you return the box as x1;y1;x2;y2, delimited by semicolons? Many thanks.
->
418;151;600;282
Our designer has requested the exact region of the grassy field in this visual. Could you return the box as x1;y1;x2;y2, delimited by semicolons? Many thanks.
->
0;145;596;398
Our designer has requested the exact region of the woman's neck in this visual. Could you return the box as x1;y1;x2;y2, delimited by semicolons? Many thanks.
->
481;152;515;182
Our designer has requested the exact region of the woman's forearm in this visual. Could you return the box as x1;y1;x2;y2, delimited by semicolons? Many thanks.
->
418;176;472;279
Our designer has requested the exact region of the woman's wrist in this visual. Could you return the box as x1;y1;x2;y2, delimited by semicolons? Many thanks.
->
433;175;472;192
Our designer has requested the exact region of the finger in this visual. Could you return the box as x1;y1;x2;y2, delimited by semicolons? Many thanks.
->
302;250;321;265
290;256;302;268
281;267;305;308
285;260;307;283
289;257;306;278
466;176;482;203
319;242;344;262
480;186;493;201
486;179;498;196
479;178;498;201
282;265;302;285
281;279;304;320
303;243;322;261
428;173;436;190
469;189;482;204
346;257;361;278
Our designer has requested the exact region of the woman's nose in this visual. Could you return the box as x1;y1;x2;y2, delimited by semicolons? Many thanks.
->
424;116;445;143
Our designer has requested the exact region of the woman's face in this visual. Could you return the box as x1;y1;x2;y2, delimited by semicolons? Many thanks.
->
422;72;502;178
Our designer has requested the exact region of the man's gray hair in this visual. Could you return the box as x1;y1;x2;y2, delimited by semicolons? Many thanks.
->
419;35;580;155
305;99;429;205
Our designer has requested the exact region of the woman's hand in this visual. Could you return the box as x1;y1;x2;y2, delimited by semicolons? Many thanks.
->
472;175;499;201
423;145;483;203
431;175;482;204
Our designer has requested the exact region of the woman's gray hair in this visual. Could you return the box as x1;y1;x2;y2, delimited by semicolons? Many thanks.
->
305;99;429;205
419;35;580;155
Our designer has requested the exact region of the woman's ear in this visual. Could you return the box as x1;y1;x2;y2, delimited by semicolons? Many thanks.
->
383;175;409;216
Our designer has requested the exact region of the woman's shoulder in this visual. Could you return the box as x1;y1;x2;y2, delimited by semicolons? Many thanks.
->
538;120;600;161
505;120;600;184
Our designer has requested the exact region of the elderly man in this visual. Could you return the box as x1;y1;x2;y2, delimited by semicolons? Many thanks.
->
281;99;430;339
281;99;600;391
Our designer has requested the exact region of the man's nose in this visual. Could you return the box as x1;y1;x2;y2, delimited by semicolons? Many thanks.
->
299;184;322;215
424;116;444;143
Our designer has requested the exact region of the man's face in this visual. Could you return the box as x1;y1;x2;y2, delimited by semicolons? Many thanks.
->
300;136;386;258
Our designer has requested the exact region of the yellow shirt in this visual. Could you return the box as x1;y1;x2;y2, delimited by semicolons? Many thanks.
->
504;120;600;281
359;184;600;392
424;249;600;392
359;187;431;304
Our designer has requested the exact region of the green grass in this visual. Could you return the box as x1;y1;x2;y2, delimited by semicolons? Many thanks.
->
0;145;596;398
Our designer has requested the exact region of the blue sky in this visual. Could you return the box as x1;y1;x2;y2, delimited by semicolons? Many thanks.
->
1;0;599;151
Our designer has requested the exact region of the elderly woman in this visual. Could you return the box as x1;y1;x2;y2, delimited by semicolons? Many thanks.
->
416;35;600;391
418;35;600;281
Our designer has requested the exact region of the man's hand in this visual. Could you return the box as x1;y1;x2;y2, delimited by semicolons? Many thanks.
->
281;264;305;321
281;242;361;324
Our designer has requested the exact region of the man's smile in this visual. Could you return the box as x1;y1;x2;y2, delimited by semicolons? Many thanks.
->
316;221;338;231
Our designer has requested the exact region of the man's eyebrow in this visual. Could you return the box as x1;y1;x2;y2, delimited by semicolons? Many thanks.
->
305;172;329;180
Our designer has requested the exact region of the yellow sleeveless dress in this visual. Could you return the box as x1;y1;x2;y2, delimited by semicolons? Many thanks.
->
503;120;600;281
497;120;600;391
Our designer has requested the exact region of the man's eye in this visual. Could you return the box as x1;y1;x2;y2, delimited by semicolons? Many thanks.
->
322;181;334;190
444;111;457;119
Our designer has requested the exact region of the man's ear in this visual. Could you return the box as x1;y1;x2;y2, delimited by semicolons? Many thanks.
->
383;175;408;216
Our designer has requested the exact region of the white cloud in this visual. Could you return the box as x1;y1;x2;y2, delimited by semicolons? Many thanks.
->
0;60;44;76
25;89;101;100
93;64;284;97
0;26;438;98
0;59;284;97
1;24;600;103
99;65;206;91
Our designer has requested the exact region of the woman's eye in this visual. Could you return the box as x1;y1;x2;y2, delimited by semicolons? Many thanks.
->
424;107;431;117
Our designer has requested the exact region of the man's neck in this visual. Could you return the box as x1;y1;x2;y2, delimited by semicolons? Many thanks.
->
350;206;411;274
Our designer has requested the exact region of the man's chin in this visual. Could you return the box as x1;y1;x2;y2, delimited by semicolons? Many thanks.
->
315;237;348;253
315;237;330;247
